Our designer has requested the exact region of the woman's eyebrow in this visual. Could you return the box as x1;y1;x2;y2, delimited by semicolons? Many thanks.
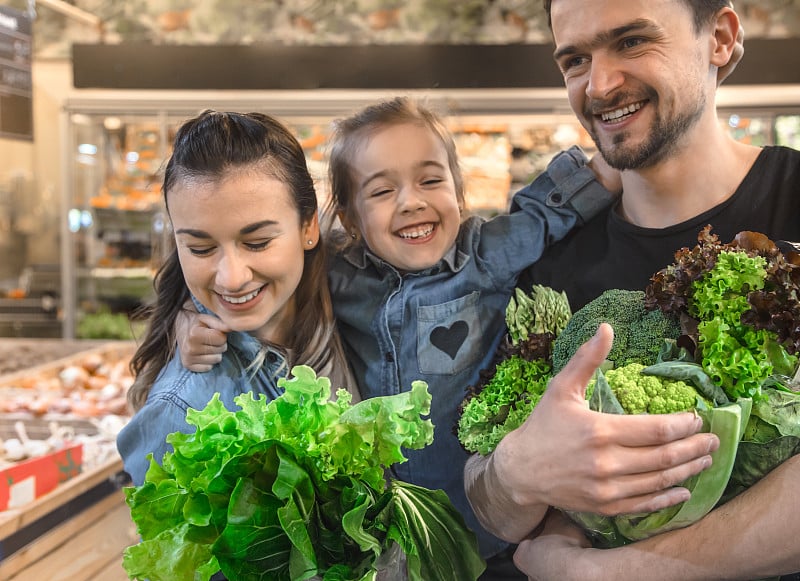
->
240;219;278;235
174;227;211;238
175;219;278;238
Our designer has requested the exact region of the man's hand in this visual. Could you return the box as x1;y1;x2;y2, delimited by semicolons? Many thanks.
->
176;301;229;372
473;324;720;542
513;457;800;581
514;511;593;581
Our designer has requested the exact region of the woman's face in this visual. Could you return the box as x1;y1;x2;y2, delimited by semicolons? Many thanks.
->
168;167;318;345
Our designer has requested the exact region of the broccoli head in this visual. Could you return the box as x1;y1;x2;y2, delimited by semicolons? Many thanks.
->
551;289;682;374
602;363;700;415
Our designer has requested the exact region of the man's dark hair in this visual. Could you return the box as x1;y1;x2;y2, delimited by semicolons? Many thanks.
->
543;0;733;33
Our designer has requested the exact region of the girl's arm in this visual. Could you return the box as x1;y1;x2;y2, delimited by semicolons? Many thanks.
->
475;146;621;279
176;301;230;371
510;146;620;228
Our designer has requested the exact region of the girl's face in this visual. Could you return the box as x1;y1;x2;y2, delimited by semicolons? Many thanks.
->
349;122;461;272
169;168;318;345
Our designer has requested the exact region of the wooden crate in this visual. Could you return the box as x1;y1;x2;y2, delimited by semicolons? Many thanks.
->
0;342;137;580
0;341;135;419
0;458;135;581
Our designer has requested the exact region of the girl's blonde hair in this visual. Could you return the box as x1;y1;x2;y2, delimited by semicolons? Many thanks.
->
128;110;352;411
324;96;465;247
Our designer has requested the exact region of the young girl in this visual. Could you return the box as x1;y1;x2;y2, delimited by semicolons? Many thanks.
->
179;97;615;579
116;110;354;487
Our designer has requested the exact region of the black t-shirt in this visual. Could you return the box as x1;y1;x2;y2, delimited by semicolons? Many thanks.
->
520;145;800;311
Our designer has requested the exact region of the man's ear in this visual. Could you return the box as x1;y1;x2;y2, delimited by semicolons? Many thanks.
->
711;7;744;86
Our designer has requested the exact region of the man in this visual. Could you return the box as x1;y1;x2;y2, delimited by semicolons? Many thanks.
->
465;1;800;579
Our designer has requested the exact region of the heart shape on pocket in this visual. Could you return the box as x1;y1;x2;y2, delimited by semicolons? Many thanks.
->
430;320;469;360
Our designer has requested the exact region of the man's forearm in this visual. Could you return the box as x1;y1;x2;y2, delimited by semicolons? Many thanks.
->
464;451;549;543
588;455;800;581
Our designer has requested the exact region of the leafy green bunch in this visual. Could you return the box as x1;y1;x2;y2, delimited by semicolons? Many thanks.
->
457;285;569;456
646;226;800;400
644;227;800;505
457;286;683;457
457;228;800;547
123;366;485;581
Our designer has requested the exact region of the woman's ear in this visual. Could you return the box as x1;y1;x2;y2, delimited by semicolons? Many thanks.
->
711;7;744;86
303;212;321;250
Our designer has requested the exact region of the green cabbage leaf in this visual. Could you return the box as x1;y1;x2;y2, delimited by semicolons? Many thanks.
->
565;368;751;548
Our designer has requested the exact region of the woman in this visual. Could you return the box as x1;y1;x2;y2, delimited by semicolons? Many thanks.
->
116;110;354;486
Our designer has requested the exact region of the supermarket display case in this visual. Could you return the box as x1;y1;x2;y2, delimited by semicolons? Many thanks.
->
59;89;800;338
58;89;597;337
60;108;172;339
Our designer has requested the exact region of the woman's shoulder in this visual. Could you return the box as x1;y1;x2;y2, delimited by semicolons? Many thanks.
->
147;353;240;411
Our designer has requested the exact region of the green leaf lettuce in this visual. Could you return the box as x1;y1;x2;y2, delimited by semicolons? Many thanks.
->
123;365;484;581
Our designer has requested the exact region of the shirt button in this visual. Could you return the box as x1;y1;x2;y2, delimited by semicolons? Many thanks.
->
385;352;394;363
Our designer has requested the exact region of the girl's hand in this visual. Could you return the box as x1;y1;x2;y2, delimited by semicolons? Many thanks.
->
587;153;622;194
176;301;230;372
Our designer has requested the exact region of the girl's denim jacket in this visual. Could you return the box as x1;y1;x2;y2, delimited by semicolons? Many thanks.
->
327;147;615;558
117;322;285;487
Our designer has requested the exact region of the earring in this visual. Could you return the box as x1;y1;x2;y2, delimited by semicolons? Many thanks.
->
351;232;357;239
307;240;314;245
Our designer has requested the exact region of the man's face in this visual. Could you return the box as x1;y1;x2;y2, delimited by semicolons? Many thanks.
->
550;0;713;170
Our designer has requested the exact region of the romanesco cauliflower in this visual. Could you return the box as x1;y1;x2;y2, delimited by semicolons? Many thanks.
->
602;363;699;415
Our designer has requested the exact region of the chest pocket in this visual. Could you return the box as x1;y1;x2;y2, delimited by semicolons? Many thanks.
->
417;291;484;375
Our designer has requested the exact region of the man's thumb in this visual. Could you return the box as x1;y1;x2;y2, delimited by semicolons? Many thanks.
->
551;323;614;399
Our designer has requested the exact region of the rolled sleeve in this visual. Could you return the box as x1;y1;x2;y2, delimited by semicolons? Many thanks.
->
512;145;618;224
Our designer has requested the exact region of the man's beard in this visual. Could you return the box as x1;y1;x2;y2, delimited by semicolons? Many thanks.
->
588;91;706;171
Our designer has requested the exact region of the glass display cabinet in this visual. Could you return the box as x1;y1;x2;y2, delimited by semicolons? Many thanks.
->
58;90;596;338
61;108;172;339
59;91;800;338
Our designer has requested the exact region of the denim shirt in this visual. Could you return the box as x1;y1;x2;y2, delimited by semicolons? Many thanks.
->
117;326;286;486
328;150;615;558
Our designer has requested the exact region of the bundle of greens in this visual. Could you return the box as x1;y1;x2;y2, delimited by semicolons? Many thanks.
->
123;365;485;581
645;226;800;502
457;227;800;547
457;285;570;456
